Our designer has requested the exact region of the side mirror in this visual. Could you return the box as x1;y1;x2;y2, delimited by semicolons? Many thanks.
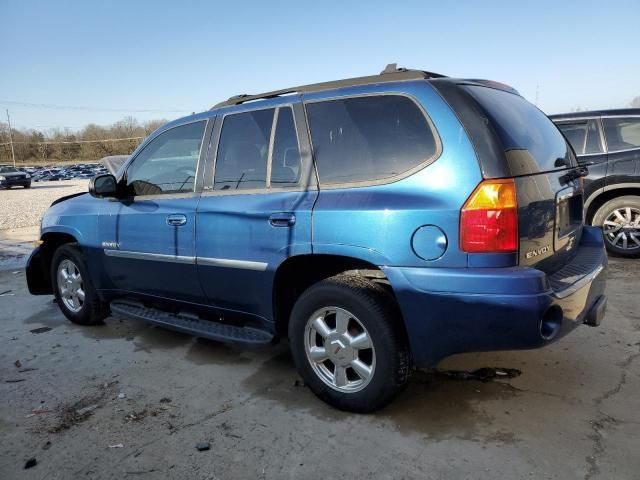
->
89;174;118;198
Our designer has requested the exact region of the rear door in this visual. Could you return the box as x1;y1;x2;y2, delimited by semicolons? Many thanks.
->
602;116;640;186
461;85;585;273
195;101;317;322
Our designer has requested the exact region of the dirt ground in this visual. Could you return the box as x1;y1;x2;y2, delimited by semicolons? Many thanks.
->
0;247;638;479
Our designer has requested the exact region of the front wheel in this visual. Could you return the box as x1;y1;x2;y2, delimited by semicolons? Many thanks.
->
51;244;109;325
289;275;410;413
593;196;640;258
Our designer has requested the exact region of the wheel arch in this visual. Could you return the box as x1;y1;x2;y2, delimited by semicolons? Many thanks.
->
272;254;405;339
586;184;640;224
27;231;79;295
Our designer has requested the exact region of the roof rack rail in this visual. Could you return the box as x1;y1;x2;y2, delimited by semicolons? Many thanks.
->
211;64;447;109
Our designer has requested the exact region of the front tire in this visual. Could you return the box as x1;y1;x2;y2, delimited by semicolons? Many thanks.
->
51;244;109;325
593;196;640;258
289;275;410;413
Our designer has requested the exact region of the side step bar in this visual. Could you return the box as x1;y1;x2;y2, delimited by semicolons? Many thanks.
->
110;300;274;346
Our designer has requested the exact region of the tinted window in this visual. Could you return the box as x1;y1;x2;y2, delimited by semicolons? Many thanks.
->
214;109;274;190
270;107;301;187
126;121;206;196
465;86;574;172
556;119;603;155
0;166;19;173
306;95;438;184
603;117;640;152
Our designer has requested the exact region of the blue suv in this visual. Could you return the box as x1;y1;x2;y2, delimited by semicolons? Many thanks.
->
27;65;608;412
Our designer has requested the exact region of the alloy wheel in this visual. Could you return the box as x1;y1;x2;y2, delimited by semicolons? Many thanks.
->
57;259;85;313
602;207;640;251
304;307;376;393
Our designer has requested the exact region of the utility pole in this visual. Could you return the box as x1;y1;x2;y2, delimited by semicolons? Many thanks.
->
5;109;16;167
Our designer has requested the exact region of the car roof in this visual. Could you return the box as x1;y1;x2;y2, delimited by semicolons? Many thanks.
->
549;108;640;120
164;65;520;129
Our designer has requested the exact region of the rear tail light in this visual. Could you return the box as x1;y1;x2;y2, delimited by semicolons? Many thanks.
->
460;179;518;253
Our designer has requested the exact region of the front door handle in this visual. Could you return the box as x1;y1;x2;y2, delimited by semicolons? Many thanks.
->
166;214;187;226
269;212;296;227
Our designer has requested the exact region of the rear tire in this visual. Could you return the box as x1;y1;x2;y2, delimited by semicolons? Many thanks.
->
593;196;640;258
51;244;109;325
289;274;410;413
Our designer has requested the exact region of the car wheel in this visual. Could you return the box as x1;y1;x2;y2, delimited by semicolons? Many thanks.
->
51;244;109;325
593;196;640;258
289;274;410;413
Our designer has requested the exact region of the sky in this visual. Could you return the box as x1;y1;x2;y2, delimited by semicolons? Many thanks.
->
1;0;639;132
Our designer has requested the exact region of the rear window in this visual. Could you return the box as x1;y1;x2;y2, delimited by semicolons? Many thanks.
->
464;86;574;173
306;95;438;184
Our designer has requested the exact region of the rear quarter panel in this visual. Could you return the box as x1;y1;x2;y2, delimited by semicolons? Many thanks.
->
307;81;481;268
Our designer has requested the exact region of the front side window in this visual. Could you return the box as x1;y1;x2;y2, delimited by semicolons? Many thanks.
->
306;95;438;184
214;109;274;190
556;119;603;155
126;121;206;196
603;117;640;152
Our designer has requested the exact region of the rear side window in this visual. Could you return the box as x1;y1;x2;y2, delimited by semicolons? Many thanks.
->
464;86;574;173
603;117;640;152
556;119;603;155
271;107;302;187
306;95;438;184
214;109;274;190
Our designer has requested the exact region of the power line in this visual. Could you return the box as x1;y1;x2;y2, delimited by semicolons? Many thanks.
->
0;136;144;146
0;99;191;114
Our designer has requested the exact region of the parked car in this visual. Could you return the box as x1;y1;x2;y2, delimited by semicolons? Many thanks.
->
0;165;31;188
550;109;640;257
26;66;608;412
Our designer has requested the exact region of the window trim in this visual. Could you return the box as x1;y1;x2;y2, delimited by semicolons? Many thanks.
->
203;102;315;197
122;118;211;199
555;118;606;157
601;115;640;154
302;92;443;189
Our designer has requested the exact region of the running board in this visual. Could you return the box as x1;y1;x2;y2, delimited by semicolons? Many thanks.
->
110;300;274;345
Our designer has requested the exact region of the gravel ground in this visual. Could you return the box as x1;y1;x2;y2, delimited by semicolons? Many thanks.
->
0;258;638;479
0;181;88;230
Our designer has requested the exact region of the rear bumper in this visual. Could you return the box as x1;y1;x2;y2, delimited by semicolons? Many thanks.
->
383;226;608;367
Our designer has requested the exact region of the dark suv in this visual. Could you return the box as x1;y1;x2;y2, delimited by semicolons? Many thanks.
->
0;165;32;189
551;110;640;257
27;66;608;412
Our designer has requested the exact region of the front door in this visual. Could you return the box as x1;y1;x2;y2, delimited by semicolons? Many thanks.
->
99;119;211;303
195;102;317;324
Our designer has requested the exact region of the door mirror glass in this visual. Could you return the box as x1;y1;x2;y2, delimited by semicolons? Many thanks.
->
89;174;118;198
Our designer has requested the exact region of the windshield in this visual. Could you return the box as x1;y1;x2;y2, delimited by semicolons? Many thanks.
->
0;166;19;173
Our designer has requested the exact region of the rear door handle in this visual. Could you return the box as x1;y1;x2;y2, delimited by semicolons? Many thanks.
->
166;214;187;226
269;212;296;227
